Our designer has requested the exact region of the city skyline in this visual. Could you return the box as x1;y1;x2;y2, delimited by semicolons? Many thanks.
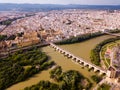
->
0;0;120;5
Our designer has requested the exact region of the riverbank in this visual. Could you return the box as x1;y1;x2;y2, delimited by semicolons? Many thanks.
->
6;31;120;90
7;46;97;90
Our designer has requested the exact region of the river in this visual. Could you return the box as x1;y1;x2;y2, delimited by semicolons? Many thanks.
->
7;34;116;90
59;35;115;61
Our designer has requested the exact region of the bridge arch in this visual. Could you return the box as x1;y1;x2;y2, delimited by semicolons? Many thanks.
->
95;69;100;73
80;62;84;65
68;54;72;58
89;67;95;71
85;64;89;68
76;59;81;63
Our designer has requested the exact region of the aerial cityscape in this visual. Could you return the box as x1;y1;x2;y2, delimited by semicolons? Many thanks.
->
0;0;120;90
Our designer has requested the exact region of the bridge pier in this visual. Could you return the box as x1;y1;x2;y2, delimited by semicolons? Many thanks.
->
85;64;89;68
94;68;98;72
58;50;61;53
68;54;72;58
99;72;104;75
76;59;80;63
61;51;64;54
88;65;92;69
79;61;83;64
56;48;58;51
72;57;76;60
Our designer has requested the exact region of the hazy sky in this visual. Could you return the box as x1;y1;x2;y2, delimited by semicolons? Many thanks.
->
0;0;120;5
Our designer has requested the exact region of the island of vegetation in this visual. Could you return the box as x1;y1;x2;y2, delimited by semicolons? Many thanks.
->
24;66;92;90
0;47;54;90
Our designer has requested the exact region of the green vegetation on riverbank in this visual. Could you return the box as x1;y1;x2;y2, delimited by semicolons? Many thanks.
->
108;29;120;33
24;66;92;90
0;47;54;90
91;75;102;83
1;29;120;89
90;37;120;66
56;29;120;45
56;31;104;45
24;81;59;90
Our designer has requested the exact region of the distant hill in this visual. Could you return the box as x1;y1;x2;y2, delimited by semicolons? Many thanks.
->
0;3;120;12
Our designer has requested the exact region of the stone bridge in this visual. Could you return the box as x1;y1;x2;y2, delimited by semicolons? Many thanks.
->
50;43;107;75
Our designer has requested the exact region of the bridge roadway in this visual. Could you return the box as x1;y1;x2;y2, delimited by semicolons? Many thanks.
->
50;43;107;75
104;32;120;37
